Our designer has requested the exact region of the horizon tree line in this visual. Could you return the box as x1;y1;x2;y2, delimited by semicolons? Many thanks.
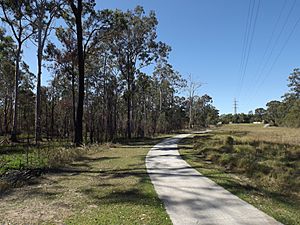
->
220;68;300;127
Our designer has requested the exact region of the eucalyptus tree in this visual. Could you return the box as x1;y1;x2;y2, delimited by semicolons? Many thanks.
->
30;0;62;143
153;61;186;132
85;45;119;142
193;94;219;127
109;6;170;138
266;100;283;125
287;68;300;99
46;76;61;139
254;108;266;122
186;74;202;129
45;27;78;138
279;68;300;127
134;72;154;137
1;0;35;141
18;62;36;137
0;28;15;134
63;0;112;145
64;0;86;145
170;96;188;130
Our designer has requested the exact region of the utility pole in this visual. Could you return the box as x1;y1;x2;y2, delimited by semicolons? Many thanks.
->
234;98;238;115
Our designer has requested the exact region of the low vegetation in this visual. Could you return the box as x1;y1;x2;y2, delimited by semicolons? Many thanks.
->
219;124;300;145
0;136;171;224
0;138;107;194
179;124;300;225
1;141;71;175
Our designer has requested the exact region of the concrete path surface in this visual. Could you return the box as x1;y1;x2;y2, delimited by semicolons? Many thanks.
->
146;133;281;225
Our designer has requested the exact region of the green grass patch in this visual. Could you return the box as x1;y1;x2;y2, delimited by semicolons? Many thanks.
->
0;141;82;175
0;145;45;174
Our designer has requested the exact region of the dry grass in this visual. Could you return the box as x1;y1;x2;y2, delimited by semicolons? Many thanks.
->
179;125;300;225
218;124;300;145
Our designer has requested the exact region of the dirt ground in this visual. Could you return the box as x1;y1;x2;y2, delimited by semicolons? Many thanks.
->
0;154;100;224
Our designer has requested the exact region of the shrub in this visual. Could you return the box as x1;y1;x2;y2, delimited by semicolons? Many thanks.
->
218;154;232;166
256;162;271;175
220;145;233;153
225;136;234;145
44;146;90;168
237;155;257;176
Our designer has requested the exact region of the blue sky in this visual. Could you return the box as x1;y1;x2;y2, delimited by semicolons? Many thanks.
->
7;0;300;114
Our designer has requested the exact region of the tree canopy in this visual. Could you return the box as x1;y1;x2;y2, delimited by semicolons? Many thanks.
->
0;3;219;143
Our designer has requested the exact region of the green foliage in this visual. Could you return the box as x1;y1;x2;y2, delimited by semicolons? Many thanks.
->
0;2;220;143
192;94;219;127
0;141;96;176
263;68;300;127
0;146;46;174
282;100;300;128
287;68;300;98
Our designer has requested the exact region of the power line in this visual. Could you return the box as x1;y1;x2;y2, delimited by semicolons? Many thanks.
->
238;0;255;79
242;0;288;101
236;0;261;98
238;0;261;97
247;0;300;105
255;0;289;76
249;13;300;104
250;0;296;90
235;0;254;97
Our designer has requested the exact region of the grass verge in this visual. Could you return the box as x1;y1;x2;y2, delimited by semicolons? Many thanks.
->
179;125;300;225
0;136;172;224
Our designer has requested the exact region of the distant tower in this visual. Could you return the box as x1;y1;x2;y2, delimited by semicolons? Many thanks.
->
234;98;238;115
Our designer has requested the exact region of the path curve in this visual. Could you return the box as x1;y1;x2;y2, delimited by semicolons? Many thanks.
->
146;133;281;225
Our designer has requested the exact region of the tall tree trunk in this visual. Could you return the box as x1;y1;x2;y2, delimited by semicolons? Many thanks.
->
4;92;8;134
143;95;147;137
102;56;108;141
113;95;117;140
71;70;76;141
70;0;85;146
89;107;94;143
50;101;55;140
45;100;49;140
159;87;162;112
127;80;132;139
189;98;193;129
11;43;21;142
35;18;42;144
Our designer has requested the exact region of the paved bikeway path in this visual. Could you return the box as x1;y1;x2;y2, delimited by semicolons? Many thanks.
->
146;133;281;225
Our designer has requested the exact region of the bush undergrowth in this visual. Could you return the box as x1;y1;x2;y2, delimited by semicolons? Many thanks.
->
180;125;300;225
195;134;299;193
